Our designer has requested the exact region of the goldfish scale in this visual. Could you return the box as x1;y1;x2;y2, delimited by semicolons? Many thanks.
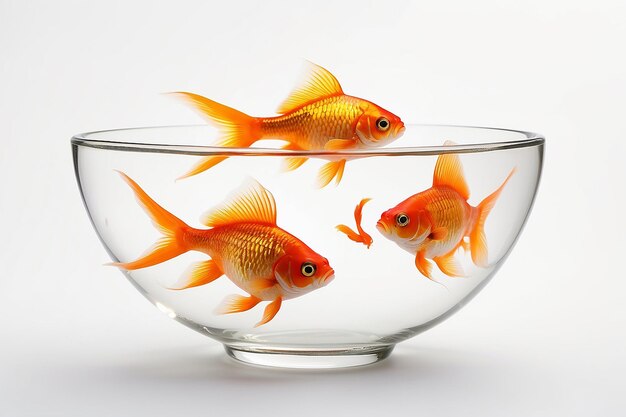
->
414;188;473;259
260;95;364;149
189;224;291;294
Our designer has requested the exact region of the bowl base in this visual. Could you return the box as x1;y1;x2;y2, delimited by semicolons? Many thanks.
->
224;344;394;369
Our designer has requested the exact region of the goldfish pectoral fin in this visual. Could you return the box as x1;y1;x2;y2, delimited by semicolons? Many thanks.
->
248;278;277;293
255;297;283;327
317;159;346;188
432;142;470;200
282;157;308;172
177;156;228;180
434;254;465;278
429;227;448;241
169;260;223;290
215;294;262;315
415;251;433;279
324;138;358;150
460;238;471;253
276;62;344;114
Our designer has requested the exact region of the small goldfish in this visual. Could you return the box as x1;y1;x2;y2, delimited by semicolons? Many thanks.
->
376;144;515;279
173;62;405;187
336;198;373;248
110;173;334;327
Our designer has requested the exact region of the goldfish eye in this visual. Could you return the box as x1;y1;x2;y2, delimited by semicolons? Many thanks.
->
396;213;410;227
376;117;390;131
301;262;316;277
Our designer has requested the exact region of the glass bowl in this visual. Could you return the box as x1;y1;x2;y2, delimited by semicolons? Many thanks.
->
72;124;544;369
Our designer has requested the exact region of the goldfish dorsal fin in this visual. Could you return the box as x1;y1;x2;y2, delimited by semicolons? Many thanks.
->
276;62;344;114
433;140;470;200
201;179;277;227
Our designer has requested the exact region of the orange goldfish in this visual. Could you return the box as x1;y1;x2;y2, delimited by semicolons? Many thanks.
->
173;62;405;187
376;145;515;280
336;198;373;248
110;172;334;327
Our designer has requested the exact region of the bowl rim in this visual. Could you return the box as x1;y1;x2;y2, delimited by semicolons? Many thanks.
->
71;123;545;156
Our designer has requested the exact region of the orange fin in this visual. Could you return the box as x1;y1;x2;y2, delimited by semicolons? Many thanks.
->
277;62;344;114
336;224;364;243
283;157;308;172
415;250;433;279
336;198;373;248
255;297;283;327
433;141;470;200
170;92;261;179
169;260;223;290
201;179;277;227
325;138;358;150
460;238;470;252
470;168;516;267
215;294;261;315
429;227;448;241
249;278;277;293
434;253;465;277
280;143;308;172
177;156;229;181
354;198;371;226
108;171;189;270
317;159;346;188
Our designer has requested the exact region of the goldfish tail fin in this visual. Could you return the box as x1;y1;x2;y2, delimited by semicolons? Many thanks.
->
470;168;516;267
317;159;346;188
109;171;190;270
171;92;261;179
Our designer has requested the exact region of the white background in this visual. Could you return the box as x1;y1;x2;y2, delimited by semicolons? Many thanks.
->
1;0;625;416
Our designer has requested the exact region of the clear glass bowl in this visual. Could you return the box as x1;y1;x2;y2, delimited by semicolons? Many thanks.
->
72;124;544;368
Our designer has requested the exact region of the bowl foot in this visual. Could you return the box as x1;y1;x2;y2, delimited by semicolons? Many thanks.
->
224;344;394;369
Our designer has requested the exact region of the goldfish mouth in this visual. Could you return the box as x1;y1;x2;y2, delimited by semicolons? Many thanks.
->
394;123;406;137
322;269;335;284
376;220;389;233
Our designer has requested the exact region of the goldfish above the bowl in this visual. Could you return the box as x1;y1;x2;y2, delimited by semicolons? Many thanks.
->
171;61;405;187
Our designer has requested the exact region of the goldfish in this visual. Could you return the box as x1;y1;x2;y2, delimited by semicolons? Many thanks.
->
336;198;373;248
172;62;405;187
110;172;334;327
376;144;516;280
